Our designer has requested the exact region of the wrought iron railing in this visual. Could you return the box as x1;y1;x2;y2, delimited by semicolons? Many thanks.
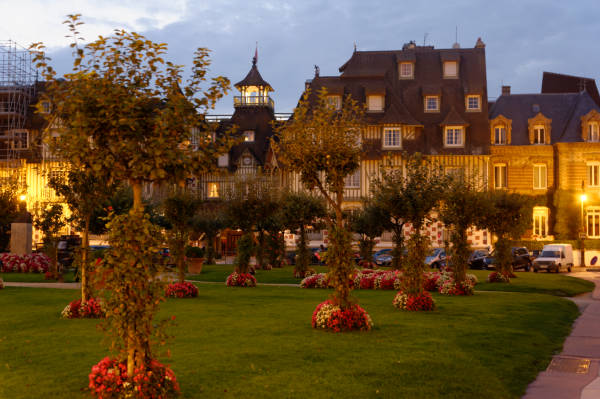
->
234;95;274;109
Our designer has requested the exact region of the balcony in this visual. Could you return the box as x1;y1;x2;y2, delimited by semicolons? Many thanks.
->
234;95;274;109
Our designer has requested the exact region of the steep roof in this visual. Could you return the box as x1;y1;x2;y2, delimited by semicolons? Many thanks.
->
542;71;600;107
489;91;600;144
234;60;273;91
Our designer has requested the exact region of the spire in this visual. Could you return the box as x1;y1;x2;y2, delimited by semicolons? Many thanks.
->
253;42;258;66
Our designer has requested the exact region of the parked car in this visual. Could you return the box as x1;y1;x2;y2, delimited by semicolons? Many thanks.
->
57;235;82;267
468;249;490;269
426;248;446;269
484;247;533;271
373;248;393;266
533;244;574;273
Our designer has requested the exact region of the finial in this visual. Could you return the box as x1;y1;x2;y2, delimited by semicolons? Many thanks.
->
314;65;320;77
253;42;258;66
353;42;357;52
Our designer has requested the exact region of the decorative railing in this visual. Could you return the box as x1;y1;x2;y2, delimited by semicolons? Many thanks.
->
234;95;274;109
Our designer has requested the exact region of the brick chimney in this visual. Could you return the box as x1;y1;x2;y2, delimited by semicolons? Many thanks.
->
501;85;511;96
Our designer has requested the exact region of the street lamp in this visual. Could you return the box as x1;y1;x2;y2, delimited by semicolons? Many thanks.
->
19;194;26;202
581;193;587;268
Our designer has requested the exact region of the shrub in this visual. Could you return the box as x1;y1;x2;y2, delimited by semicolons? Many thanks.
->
300;273;329;288
225;272;257;287
0;253;51;273
423;271;441;291
487;271;510;283
88;357;180;398
184;246;205;258
61;297;105;319
393;290;436;311
436;270;475;296
353;269;402;290
311;300;373;332
166;282;198;298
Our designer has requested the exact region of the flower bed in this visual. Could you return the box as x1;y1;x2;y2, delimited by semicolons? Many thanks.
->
0;253;51;273
166;282;198;298
311;300;373;332
89;357;180;398
487;271;510;283
300;273;330;288
293;267;316;279
225;272;257;287
393;290;436;311
423;271;441;291
61;297;105;319
353;269;403;290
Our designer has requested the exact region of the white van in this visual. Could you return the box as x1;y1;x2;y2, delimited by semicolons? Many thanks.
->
532;244;574;273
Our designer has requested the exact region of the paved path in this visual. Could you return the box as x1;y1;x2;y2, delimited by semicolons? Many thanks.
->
524;272;600;399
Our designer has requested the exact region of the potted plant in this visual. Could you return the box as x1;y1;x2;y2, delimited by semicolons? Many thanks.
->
185;246;205;274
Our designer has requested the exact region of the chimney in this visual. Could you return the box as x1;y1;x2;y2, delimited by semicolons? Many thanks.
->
501;85;511;96
305;79;312;91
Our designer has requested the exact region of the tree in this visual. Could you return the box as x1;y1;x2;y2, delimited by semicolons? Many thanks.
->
31;14;233;379
33;204;66;279
373;155;449;294
162;190;200;282
349;203;385;267
479;190;533;279
191;203;226;265
0;183;19;252
438;174;486;286
274;87;365;308
279;191;327;276
49;168;115;301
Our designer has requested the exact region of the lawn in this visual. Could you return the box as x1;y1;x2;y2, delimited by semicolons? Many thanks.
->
187;264;328;284
0;283;582;398
0;270;77;283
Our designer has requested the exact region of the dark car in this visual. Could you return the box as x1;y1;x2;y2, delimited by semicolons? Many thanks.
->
373;248;393;266
426;248;446;269
484;247;533;271
468;249;490;270
57;235;82;267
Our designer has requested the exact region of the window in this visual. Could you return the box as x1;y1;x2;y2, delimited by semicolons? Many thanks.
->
425;96;440;112
383;127;402;148
494;164;507;189
587;207;600;238
207;182;219;198
494;126;506;144
589;122;600;142
399;62;413;78
466;95;481;111
217;153;229;168
444;126;463;147
243;130;254;142
532;207;549;237
533;164;547;190
344;169;360;188
443;61;458;78
533;125;545;144
327;95;341;110
41;101;51;114
367;95;384;112
588;163;600;187
12;130;28;149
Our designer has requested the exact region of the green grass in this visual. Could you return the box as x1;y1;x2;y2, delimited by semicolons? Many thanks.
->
0;271;77;283
187;264;328;284
469;270;595;296
0;284;581;398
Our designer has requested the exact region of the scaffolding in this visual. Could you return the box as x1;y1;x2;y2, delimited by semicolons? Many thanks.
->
0;39;36;188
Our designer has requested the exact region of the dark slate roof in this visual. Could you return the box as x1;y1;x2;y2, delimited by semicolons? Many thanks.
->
234;61;273;91
542;71;600;107
440;107;469;126
338;51;394;78
380;102;422;126
489;91;600;145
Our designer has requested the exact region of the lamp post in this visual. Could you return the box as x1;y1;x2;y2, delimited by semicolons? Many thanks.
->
581;193;587;268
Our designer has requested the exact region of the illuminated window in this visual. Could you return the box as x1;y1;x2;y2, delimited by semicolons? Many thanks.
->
494;126;506;145
533;125;545;144
344;169;360;188
367;95;384;112
589;122;599;142
533;207;549;237
533;164;547;190
587;207;600;238
466;95;481;111
425;96;440;112
327;95;341;110
443;61;458;78
588;163;600;187
243;130;255;142
208;183;219;198
444;126;463;147
399;62;413;78
383;127;401;148
494;164;507;189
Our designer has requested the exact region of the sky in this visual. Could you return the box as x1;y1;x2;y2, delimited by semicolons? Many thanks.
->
1;0;599;114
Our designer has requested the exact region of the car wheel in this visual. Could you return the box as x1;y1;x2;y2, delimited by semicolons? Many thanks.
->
525;262;531;272
567;265;572;273
534;267;538;273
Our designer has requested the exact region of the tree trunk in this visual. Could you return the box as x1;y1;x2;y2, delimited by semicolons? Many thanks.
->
81;215;90;303
257;230;265;269
391;223;405;270
206;234;215;265
451;227;469;286
328;190;354;308
128;179;143;378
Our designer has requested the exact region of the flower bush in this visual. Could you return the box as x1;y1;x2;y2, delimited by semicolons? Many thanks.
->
89;357;180;398
374;270;402;290
352;269;403;290
311;300;373;332
165;282;198;298
393;290;436;311
0;253;51;273
487;271;510;283
293;267;316;279
423;271;441;291
435;270;476;295
225;272;257;287
61;297;106;319
300;273;330;288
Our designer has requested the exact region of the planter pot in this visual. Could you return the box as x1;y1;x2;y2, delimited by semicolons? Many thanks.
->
187;257;204;274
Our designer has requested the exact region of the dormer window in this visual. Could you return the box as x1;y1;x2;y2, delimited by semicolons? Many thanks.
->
494;126;506;145
444;126;464;147
327;95;341;110
424;96;440;112
533;125;545;144
367;95;384;112
243;130;255;142
383;127;402;148
589;122;599;142
528;113;551;145
443;61;458;78
466;95;481;111
399;62;414;79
